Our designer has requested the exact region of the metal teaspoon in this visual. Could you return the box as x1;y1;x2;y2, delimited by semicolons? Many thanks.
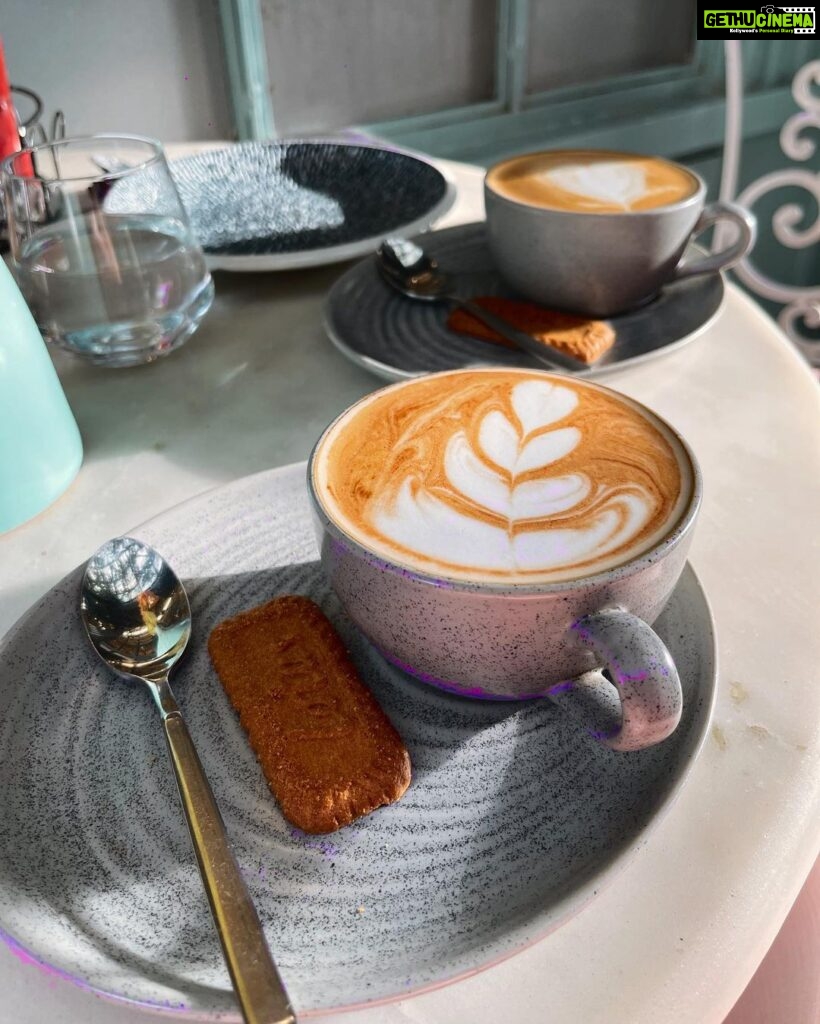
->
80;536;296;1024
377;237;587;373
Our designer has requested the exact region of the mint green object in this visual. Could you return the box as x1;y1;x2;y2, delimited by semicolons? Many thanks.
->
0;259;83;533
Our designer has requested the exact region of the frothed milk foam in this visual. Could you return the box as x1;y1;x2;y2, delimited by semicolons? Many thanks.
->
487;150;698;214
313;370;693;583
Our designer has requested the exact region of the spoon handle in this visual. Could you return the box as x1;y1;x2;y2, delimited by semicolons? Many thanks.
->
156;684;296;1024
455;297;588;373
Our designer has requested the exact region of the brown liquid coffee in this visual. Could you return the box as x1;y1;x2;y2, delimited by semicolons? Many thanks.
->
313;369;693;583
487;149;698;214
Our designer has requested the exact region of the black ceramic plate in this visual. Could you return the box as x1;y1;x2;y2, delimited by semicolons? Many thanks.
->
169;141;455;271
323;222;726;380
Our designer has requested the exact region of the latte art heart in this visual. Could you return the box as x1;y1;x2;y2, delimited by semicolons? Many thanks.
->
543;162;649;210
314;371;692;583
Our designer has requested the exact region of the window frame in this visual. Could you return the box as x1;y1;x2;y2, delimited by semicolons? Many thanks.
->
218;0;800;165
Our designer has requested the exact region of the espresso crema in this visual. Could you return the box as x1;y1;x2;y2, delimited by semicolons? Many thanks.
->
313;370;693;583
487;149;698;214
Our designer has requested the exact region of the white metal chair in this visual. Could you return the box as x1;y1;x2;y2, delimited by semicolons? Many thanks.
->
721;41;820;368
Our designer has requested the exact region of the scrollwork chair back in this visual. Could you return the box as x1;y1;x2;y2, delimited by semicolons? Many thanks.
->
720;41;820;368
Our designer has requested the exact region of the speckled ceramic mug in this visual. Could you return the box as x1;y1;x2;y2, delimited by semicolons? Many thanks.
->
308;370;702;751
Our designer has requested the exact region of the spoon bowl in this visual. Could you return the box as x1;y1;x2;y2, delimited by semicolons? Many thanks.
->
82;537;191;681
377;236;453;300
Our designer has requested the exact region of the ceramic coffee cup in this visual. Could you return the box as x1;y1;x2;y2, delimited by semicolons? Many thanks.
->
308;368;703;752
484;148;756;317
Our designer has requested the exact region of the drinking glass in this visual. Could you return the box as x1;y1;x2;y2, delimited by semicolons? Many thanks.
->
1;134;213;367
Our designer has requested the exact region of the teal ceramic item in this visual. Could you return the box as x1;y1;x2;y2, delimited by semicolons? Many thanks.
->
0;259;82;532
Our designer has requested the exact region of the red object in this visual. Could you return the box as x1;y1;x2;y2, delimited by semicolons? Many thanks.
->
0;36;32;175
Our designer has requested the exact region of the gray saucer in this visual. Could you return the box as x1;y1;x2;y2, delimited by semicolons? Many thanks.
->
324;222;725;381
0;464;716;1018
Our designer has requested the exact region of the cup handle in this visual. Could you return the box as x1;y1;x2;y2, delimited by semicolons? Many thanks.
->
569;609;683;752
672;200;757;281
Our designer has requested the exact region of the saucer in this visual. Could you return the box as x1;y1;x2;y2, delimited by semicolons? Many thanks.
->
169;141;455;271
0;463;715;1017
323;222;725;381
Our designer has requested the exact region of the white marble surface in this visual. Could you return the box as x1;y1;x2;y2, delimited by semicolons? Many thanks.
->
1;153;819;1024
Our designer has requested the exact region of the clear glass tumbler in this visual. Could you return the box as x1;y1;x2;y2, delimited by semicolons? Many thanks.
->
1;134;213;367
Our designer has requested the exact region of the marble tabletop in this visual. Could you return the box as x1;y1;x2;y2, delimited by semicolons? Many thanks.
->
1;152;819;1024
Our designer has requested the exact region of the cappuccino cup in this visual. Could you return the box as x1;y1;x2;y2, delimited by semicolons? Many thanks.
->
308;368;702;752
484;148;756;317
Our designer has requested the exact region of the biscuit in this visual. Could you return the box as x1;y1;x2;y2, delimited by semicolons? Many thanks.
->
208;596;411;833
447;296;615;364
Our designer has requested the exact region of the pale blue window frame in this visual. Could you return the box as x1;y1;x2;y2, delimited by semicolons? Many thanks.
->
217;0;803;165
218;0;276;139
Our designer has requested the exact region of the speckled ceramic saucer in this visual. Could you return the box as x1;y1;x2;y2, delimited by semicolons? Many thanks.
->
323;222;726;381
0;463;716;1018
168;141;455;271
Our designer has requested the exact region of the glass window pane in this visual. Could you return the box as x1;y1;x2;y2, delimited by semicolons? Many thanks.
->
2;0;231;140
261;0;498;134
526;0;696;96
